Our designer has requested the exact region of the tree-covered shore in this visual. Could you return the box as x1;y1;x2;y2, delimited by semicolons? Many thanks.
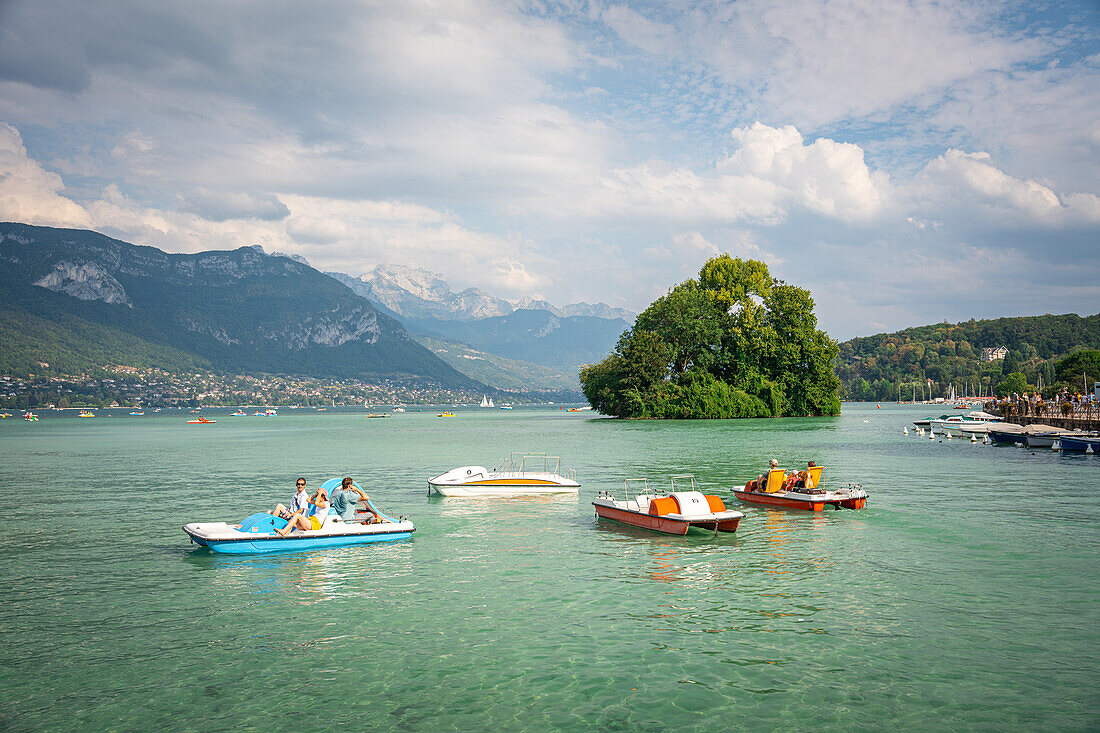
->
580;256;840;419
835;314;1100;401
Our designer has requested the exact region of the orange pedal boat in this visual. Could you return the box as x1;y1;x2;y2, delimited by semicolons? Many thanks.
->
733;466;866;511
593;476;745;535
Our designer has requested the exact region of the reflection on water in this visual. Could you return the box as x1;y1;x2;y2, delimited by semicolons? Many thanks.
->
181;540;417;602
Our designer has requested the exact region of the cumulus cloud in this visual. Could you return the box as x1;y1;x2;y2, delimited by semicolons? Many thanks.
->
587;123;886;225
0;123;91;227
486;259;546;295
914;149;1100;225
722;123;886;220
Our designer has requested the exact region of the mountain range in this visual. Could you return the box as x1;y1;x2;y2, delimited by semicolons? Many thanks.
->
0;223;474;387
328;264;635;322
327;265;631;380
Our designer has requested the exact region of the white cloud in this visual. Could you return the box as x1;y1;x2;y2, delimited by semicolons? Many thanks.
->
723;123;886;220
0;123;91;227
585;123;886;225
915;149;1100;225
604;1;1047;127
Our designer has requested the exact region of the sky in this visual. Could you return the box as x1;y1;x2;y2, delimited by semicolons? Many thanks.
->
0;0;1097;340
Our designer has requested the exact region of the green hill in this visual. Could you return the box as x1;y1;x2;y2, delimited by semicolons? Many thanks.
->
413;334;581;391
836;313;1100;400
0;223;477;387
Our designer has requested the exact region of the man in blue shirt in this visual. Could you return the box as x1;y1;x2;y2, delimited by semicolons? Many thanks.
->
329;476;380;523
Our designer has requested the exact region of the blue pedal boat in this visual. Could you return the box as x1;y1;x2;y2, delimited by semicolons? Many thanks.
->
183;478;414;554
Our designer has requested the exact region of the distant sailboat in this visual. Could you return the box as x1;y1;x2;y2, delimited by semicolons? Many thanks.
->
480;395;490;408
488;397;494;407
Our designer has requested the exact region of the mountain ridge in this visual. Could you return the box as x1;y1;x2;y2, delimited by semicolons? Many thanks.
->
327;263;635;322
0;223;476;387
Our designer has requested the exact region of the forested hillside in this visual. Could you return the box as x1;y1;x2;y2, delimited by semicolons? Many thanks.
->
836;314;1100;400
0;223;476;387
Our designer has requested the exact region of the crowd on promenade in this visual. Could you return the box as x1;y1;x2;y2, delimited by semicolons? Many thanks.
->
990;390;1098;420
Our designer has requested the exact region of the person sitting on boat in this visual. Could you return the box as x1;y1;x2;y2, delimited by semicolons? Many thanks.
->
789;461;816;489
271;478;310;520
276;488;331;537
748;459;780;491
329;477;380;524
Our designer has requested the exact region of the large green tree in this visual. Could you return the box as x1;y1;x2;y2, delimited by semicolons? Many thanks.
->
1054;349;1100;389
580;255;839;418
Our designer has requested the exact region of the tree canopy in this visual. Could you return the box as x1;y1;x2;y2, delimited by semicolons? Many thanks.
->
1054;349;1100;390
579;255;840;418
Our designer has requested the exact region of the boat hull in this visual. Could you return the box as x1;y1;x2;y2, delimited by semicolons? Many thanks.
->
1058;436;1100;452
988;430;1025;446
428;480;579;497
183;522;414;554
732;490;866;511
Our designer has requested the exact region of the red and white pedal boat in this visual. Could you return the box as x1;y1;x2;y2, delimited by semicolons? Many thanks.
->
733;466;866;511
593;476;745;535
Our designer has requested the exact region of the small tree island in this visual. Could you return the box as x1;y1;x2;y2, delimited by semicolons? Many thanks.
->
580;255;841;419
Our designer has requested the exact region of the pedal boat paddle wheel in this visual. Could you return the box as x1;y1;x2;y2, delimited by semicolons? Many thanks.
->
183;478;414;554
427;453;580;497
592;476;745;535
733;466;867;511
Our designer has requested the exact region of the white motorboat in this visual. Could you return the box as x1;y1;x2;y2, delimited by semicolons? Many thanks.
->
593;477;744;535
929;411;1001;435
428;452;580;497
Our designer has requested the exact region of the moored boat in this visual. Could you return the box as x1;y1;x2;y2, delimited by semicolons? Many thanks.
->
1022;425;1071;448
1057;435;1100;452
928;411;1001;435
987;423;1027;445
593;476;744;535
428;452;579;496
732;465;866;511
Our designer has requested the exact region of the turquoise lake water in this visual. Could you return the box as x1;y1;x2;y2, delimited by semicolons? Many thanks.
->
1;404;1097;731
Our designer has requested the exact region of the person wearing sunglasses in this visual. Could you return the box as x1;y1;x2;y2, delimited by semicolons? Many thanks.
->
271;478;310;520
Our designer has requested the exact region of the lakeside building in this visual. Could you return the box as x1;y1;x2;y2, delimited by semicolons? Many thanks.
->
980;346;1009;362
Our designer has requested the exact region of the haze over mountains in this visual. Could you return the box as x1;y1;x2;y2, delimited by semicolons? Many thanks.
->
328;264;635;322
0;223;474;387
327;264;634;378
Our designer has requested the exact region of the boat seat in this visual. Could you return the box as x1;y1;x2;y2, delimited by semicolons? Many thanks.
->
648;497;678;517
806;466;825;489
765;469;787;493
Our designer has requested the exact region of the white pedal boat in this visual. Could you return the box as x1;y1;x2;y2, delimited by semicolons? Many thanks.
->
428;452;579;497
593;476;745;535
184;479;414;554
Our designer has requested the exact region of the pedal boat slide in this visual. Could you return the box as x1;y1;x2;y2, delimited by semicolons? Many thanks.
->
733;466;867;511
183;478;414;554
593;476;745;535
427;452;580;497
